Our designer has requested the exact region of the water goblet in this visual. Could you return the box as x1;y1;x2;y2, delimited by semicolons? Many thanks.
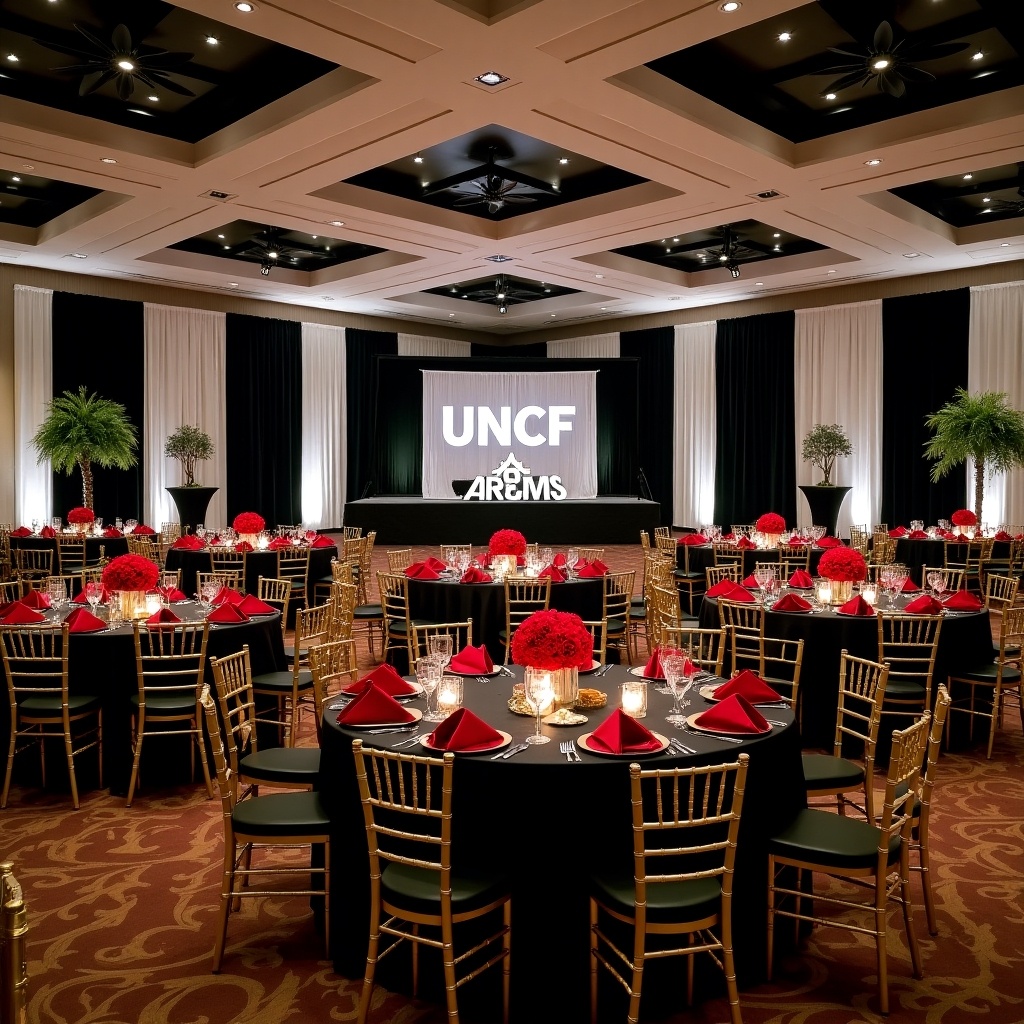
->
926;570;944;600
51;517;62;532
652;645;682;694
565;548;579;575
417;656;446;722
427;633;454;674
523;666;553;744
115;518;123;531
85;581;102;614
31;519;39;535
661;654;688;726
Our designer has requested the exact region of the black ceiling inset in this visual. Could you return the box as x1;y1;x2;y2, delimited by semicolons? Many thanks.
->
344;125;647;220
890;162;1024;226
645;0;1023;142
612;220;827;272
169;221;385;273
425;274;578;309
0;0;337;143
0;166;101;228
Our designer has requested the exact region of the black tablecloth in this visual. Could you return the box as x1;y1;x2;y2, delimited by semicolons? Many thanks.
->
9;533;130;563
678;543;828;579
319;665;805;1022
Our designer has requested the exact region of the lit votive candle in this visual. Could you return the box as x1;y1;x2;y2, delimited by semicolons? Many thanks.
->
435;676;463;717
860;583;878;606
621;679;648;718
145;594;162;616
816;580;832;606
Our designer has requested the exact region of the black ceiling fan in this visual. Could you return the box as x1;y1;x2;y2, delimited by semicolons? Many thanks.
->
977;164;1024;217
237;230;335;276
692;227;764;278
36;23;195;100
456;274;537;313
422;147;561;215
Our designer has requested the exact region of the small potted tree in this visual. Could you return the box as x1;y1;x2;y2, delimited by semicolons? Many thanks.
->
799;423;854;537
164;424;218;534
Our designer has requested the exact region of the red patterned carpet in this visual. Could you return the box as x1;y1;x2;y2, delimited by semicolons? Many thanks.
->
3;542;1022;1024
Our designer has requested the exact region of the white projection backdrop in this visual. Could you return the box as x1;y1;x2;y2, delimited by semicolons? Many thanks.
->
421;370;598;499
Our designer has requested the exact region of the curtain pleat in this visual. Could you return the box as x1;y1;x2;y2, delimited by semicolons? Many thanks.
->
14;286;53;525
881;289;970;526
714;311;796;528
397;335;471;357
301;323;347;529
346;329;398;500
673;322;716;528
225;313;302;526
547;335;620;358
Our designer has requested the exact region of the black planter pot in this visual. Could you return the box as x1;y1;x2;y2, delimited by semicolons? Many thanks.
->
166;486;218;535
799;485;851;538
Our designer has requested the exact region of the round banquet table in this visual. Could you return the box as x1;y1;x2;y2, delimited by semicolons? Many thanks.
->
165;544;337;607
0;601;285;797
891;537;1011;579
9;532;130;563
319;664;804;1023
677;543;828;579
405;575;604;662
699;591;992;754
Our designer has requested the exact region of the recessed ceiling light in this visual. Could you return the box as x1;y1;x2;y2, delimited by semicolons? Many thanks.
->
1000;242;1010;247
971;50;984;61
485;254;513;263
865;158;883;166
449;313;456;318
773;245;781;252
903;252;920;258
223;245;230;250
475;71;509;86
117;59;135;71
773;233;781;238
234;2;256;11
719;1;741;11
963;173;973;180
672;237;680;242
600;307;607;310
825;92;837;100
148;94;158;102
205;35;219;45
228;282;239;287
217;233;225;239
413;153;423;164
100;157;117;164
595;274;604;279
11;176;19;182
328;220;344;226
827;270;836;274
128;108;154;116
777;31;792;42
558;157;569;165
755;282;764;286
872;58;891;70
550;314;556;318
982;196;991;203
544;288;551;293
6;54;20;63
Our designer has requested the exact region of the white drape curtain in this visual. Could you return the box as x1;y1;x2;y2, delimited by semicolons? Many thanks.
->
794;301;882;536
968;282;1024;526
14;286;53;525
672;322;717;528
397;335;471;357
301;323;347;529
143;304;227;529
547;334;620;358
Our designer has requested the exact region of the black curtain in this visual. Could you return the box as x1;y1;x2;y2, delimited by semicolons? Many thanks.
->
620;327;674;524
881;289;970;526
51;293;145;522
714;311;797;527
225;313;302;526
345;329;398;500
470;342;547;358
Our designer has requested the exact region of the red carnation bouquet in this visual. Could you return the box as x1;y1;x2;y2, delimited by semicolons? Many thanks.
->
102;553;160;592
755;512;786;534
489;529;527;556
511;609;593;670
818;547;867;582
951;509;977;526
67;506;95;525
232;511;265;534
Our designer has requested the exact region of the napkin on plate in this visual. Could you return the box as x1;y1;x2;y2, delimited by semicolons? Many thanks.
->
235;541;254;553
405;562;440;580
460;567;492;584
336;682;417;725
423;556;446;572
448;644;494;674
39;526;56;538
237;594;276;615
576;562;606;578
706;580;739;598
212;586;244;607
837;595;876;616
131;524;156;536
741;573;760;588
102;527;124;538
342;664;418;697
889;526;908;538
64;607;106;633
694;693;768;734
207;603;250;623
587;709;662;753
160;586;188;602
772;593;812;613
900;578;921;593
908;530;929;540
993;530;1013;542
172;535;205;550
268;537;292;550
311;535;334;548
427;707;503;752
1;604;46;625
735;537;756;550
146;607;181;625
19;590;51;609
904;594;944;614
538;565;566;582
788;570;813;589
943;590;983;611
642;648;668;679
719;583;755;603
816;536;843;548
552;553;567;566
10;526;31;538
712;669;782;704
680;534;708;545
474;553;492;567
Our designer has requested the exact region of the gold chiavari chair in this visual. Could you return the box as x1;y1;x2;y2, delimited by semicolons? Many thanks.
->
440;543;473;564
160;523;181;541
257;576;291;645
776;548;811;574
717;600;765;676
308;638;360;711
55;533;91;574
410;620;474;663
650;583;684;636
1;859;28;1022
277;548;311;611
920;565;964;592
197;570;243;595
386;548;413;572
872;536;897;566
580;620;607;666
158;568;182;590
705;565;739;588
657;625;727;676
13;548;53;594
357;531;376;605
639;530;651;554
877;613;942;732
36;574;83;603
603;570;635;665
501;578;551;663
577;546;605;564
313;556;355;605
0;580;21;605
378;571;419;666
126;535;157;559
351;740;512;1024
0;527;12;582
342;525;363;540
673;539;706;618
712;543;744;572
849;526;870;556
211;547;246;577
985;574;1020;654
944;538;992;594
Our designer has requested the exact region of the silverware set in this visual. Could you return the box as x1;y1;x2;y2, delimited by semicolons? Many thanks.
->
594;664;613;677
666;736;696;755
391;732;428;748
559;740;582;762
491;742;528;759
497;666;514;677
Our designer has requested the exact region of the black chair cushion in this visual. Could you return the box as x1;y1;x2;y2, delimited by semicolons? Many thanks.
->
606;618;627;636
251;669;313;692
381;862;509;915
231;790;330;838
883;679;928;700
387;618;433;636
20;693;101;715
591;871;721;924
241;747;320;783
956;663;1020;684
354;604;383;619
130;692;200;713
802;753;864;791
769;807;900;870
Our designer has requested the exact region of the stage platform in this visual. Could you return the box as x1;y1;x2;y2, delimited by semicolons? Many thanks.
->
343;497;660;545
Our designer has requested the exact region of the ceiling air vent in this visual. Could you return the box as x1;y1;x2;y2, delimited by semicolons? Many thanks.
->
200;189;238;201
749;189;785;201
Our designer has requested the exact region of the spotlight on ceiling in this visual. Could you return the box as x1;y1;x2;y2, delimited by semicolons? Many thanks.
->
475;71;509;87
727;262;741;279
498;304;508;315
260;261;272;276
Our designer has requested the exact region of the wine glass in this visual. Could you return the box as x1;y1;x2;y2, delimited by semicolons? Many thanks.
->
125;519;138;535
652;645;682;694
85;581;102;614
662;654;688;726
523;667;552;744
926;570;945;600
427;633;453;674
565;548;579;575
754;564;776;604
417;656;446;722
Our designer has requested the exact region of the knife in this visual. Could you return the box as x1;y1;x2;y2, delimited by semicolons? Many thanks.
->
499;743;529;759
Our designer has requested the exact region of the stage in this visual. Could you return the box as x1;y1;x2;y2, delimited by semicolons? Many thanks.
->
343;497;660;545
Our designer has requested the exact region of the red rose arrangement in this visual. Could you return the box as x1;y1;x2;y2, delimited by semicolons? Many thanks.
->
818;547;867;582
489;529;527;556
510;609;593;670
232;511;265;534
67;506;95;525
102;553;160;592
755;512;786;534
951;509;977;526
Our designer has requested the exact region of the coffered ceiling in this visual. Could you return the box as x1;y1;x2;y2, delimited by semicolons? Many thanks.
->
1;0;1021;334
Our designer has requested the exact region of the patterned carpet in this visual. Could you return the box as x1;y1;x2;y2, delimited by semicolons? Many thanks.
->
3;543;1022;1024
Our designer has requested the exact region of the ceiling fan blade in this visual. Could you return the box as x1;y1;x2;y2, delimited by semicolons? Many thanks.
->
111;24;133;54
824;70;871;93
501;196;537;204
907;40;971;62
873;21;894;53
141;51;196;69
146;71;196;97
879;73;906;98
75;23;115;55
78;69;114;96
115;72;135;101
897;65;935;84
421;165;491;197
493;166;561;196
826;45;870;60
33;39;100;60
452;195;486;206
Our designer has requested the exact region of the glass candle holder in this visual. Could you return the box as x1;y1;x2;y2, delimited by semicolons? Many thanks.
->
620;679;648;718
860;582;878;606
435;676;463;718
815;579;832;606
145;594;162;617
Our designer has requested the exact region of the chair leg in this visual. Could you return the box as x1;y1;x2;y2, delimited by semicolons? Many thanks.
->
686;939;694;1005
441;918;459;1024
357;902;381;1024
722;933;743;1024
2;729;15;809
195;726;214;799
766;857;776;980
411;923;419;996
918;841;938;936
900;857;923;980
589;899;599;1024
213;843;235;973
502;900;511;1024
126;714;144;808
63;720;81;810
875;900;889;1015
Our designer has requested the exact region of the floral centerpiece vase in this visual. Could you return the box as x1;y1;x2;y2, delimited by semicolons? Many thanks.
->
511;609;593;709
817;547;867;605
102;553;161;621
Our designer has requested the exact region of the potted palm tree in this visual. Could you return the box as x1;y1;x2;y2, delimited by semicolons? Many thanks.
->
32;386;137;511
164;424;217;534
924;389;1024;521
799;423;854;536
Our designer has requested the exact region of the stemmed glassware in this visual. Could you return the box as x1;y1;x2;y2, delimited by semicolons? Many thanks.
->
652;645;682;694
124;519;138;534
427;633;453;674
85;581;102;616
754;564;776;604
523;667;553;744
417;656;446;722
662;654;687;726
565;548;579;575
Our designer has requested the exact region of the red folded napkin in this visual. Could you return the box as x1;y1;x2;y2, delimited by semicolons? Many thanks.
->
721;532;735;541
312;535;335;548
474;553;492;567
64;607;106;633
772;593;812;612
720;583;755;603
576;562;605;578
642;649;667;679
208;536;223;546
552;553;566;566
102;527;124;538
939;531;958;541
73;586;111;604
423;556;446;572
788;570;813;589
342;664;418;697
943;590;982;611
706;580;738;598
904;594;944;614
448;644;495;674
10;526;31;538
405;562;440;580
235;541;254;553
741;573;760;588
791;535;811;544
460;567;492;583
337;682;417;725
680;534;707;545
208;603;250;623
538;565;566;582
146;607;181;625
39;526;56;538
712;670;781;704
131;524;156;536
19;590;51;609
908;530;929;540
817;537;843;548
735;537;756;550
694;693;768;733
900;578;921;593
889;527;907;538
268;537;292;549
160;586;187;602
237;594;276;615
1;604;46;624
587;708;662;753
212;586;244;607
994;530;1013;542
427;707;503;752
172;535;205;550
837;595;876;616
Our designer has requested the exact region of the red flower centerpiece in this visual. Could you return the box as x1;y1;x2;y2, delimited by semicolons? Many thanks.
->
67;506;95;533
102;553;161;620
755;512;786;547
951;508;978;536
489;528;527;575
511;609;593;708
818;546;867;604
232;511;266;544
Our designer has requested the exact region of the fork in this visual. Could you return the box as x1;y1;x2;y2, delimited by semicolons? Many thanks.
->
568;739;582;762
559;740;573;762
391;732;427;748
476;675;490;684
